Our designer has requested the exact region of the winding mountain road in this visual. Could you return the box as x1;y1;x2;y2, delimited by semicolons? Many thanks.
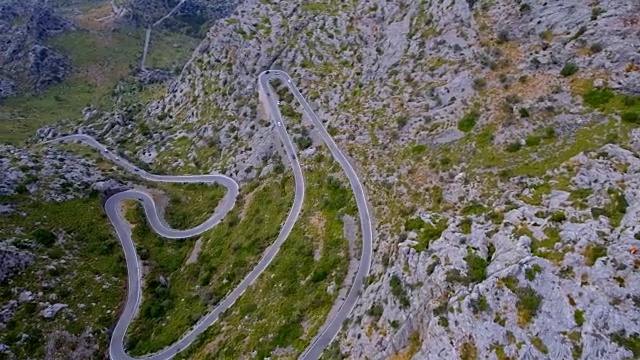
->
43;71;373;360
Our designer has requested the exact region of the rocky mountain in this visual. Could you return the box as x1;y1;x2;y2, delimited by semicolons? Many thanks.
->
114;0;242;36
3;0;640;358
78;0;639;357
0;0;73;98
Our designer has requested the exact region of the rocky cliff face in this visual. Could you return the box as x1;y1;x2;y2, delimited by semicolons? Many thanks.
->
116;0;242;36
0;0;73;98
19;0;640;358
345;139;640;360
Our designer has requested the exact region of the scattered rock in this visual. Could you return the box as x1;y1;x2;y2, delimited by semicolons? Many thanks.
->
41;303;68;319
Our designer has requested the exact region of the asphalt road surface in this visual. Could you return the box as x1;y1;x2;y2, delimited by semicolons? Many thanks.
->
43;70;373;360
259;71;373;360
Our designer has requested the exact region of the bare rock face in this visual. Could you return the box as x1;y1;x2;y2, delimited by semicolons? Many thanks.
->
0;144;106;201
0;0;73;98
27;44;70;92
0;240;35;284
40;303;68;319
342;141;640;360
116;0;241;32
45;329;99;360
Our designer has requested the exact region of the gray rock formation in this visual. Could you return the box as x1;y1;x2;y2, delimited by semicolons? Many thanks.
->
341;141;640;360
0;144;105;201
0;240;35;284
117;0;242;36
0;0;73;98
40;303;68;319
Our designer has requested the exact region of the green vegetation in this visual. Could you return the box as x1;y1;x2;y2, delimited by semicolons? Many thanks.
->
390;274;410;308
435;112;621;180
145;30;200;71
460;341;478;360
529;226;564;263
461;202;487;216
514;286;543;326
470;294;489;314
550;211;567;223
160;154;354;358
561;62;579;77
580;87;640;125
610;330;640;358
458;112;478;132
603;188;628;227
531;337;548;354
438;316;449;328
460;217;473;234
367;304;384;320
488;211;504;225
126;179;293;355
490;343;510;360
622;112;640;124
0;8;201;145
525;135;540;146
505;141;522;153
0;28;140;144
525;264;543;281
570;188;592;209
404;216;448;252
161;183;226;229
465;249;489;283
32;228;56;246
582;88;615;108
500;276;542;325
501;276;519;292
410;144;428;156
574;309;585;326
300;1;340;15
0;193;125;358
582;243;607;266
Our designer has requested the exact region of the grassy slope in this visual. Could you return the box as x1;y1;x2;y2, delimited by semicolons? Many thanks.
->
177;153;355;359
0;0;201;145
0;192;126;359
0;28;142;144
124;177;294;355
160;183;228;229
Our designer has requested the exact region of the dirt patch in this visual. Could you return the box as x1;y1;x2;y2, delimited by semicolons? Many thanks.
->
310;211;327;261
303;213;361;341
239;187;257;220
186;237;203;265
75;3;115;31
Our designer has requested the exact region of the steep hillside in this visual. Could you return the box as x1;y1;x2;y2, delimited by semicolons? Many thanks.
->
0;0;74;98
2;0;640;359
70;0;639;358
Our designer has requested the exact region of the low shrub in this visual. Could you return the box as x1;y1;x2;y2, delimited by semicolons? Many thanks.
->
561;62;579;77
458;112;478;132
506;141;522;152
525;135;540;146
621;112;639;124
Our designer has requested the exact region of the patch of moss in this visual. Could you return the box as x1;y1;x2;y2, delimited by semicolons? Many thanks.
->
610;330;640;358
583;243;607;266
465;249;489;283
531;337;549;354
458;112;479;132
460;341;478;360
461;217;473;234
574;309;585;326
